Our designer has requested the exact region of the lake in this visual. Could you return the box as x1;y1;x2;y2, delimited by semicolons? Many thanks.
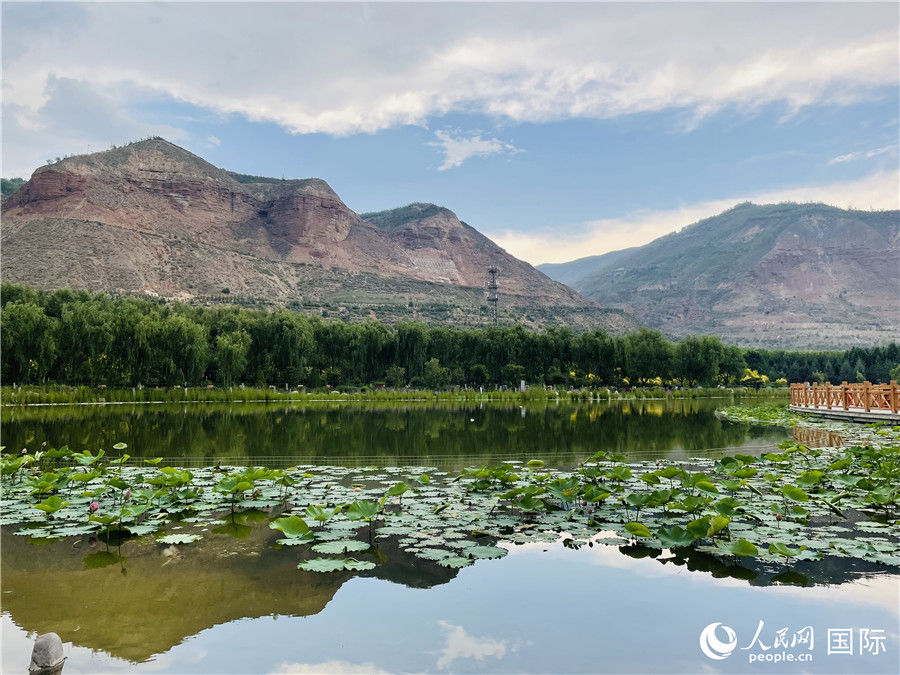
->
2;398;897;674
0;397;788;468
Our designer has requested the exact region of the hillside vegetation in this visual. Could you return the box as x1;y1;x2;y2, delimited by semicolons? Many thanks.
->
1;177;25;197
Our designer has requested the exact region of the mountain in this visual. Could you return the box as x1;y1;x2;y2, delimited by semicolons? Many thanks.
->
538;202;900;348
1;139;633;331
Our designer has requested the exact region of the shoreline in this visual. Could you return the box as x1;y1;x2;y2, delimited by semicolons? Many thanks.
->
1;386;787;407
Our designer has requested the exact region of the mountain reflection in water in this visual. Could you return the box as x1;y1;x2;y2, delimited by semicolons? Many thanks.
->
2;522;894;665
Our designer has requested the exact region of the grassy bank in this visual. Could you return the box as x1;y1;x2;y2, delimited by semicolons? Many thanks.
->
0;384;787;406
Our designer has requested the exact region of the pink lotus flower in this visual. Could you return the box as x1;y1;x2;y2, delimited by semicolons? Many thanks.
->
123;490;131;500
89;501;99;512
21;448;27;454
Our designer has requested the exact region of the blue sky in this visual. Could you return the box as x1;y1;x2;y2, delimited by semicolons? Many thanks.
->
3;3;898;264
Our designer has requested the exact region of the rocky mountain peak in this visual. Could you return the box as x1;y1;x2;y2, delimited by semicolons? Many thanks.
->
1;140;629;332
44;137;231;183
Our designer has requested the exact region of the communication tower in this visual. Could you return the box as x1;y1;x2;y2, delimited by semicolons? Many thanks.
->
486;266;499;324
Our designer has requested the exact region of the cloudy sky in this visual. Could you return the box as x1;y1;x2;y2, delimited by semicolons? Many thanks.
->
3;2;898;264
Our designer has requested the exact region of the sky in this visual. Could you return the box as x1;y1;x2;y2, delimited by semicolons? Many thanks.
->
2;2;898;265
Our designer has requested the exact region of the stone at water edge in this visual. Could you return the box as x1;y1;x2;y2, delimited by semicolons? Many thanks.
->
29;632;66;675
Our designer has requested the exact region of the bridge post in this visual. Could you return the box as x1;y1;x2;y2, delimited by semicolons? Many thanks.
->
841;381;849;410
891;380;898;414
863;381;871;412
825;382;832;409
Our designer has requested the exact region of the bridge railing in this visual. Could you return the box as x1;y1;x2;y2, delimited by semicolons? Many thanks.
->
790;381;899;414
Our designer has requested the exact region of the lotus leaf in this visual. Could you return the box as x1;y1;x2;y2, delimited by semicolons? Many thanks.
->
695;480;719;494
311;539;370;554
655;525;695;547
466;545;507;559
297;557;376;572
717;538;759;557
437;555;474;568
414;548;455;560
768;542;808;559
345;500;380;521
623;522;652;538
706;515;730;537
33;495;69;515
781;484;809;502
269;515;312;539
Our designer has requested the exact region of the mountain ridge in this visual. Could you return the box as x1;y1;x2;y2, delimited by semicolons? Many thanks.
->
538;202;900;348
1;139;632;331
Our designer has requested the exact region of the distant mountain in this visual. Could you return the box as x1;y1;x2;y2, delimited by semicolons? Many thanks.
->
538;202;900;348
1;139;633;331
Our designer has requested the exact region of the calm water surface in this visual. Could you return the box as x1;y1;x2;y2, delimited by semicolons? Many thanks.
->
1;397;789;467
2;398;897;674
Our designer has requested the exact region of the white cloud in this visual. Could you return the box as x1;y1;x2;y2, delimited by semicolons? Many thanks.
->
430;130;521;170
492;170;900;265
270;661;389;674
435;620;509;669
1;76;187;178
206;135;221;147
828;144;898;165
2;3;896;148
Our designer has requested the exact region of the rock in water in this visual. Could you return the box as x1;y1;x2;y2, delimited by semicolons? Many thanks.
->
29;632;65;675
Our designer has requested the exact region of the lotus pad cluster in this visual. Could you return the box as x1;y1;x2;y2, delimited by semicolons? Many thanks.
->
2;436;898;574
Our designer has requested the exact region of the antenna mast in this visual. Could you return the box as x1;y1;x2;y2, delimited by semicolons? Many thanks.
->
486;266;499;324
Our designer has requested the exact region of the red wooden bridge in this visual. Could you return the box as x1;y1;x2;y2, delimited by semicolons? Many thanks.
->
790;381;900;423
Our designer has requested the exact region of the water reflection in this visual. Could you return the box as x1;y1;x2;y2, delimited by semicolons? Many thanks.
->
0;398;789;468
793;425;844;448
0;523;460;663
1;519;895;668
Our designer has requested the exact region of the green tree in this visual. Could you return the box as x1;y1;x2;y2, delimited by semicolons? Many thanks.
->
396;322;428;380
151;313;209;385
718;345;746;385
0;301;58;383
215;330;251;385
423;358;449;389
385;365;406;388
853;358;867;383
469;364;489;386
625;328;672;384
674;336;704;386
501;363;526;387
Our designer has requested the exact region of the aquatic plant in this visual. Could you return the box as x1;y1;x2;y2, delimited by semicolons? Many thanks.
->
2;431;898;577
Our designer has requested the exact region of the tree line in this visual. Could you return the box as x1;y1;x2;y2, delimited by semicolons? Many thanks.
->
2;283;898;389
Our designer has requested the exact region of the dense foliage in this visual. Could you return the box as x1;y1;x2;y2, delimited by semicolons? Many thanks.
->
2;283;897;389
1;177;25;197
